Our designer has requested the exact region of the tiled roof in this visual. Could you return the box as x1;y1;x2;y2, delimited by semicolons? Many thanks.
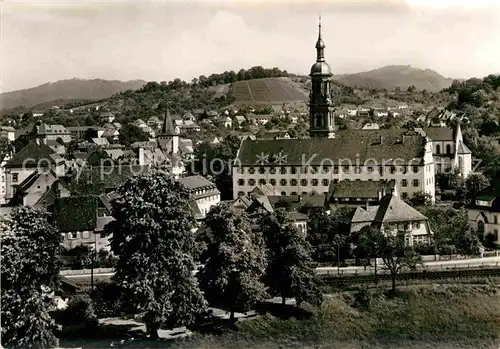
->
5;141;64;168
288;211;308;222
189;200;204;220
457;141;471;154
95;216;114;232
422;127;453;141
54;196;97;232
92;138;110;146
236;129;426;166
180;175;216;190
66;126;105;132
328;180;396;200
38;124;70;135
373;194;427;224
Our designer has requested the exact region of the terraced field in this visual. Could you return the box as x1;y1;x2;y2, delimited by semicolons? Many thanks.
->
232;77;308;104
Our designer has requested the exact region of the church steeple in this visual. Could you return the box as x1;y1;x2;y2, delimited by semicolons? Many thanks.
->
308;16;335;139
160;108;175;136
316;15;325;62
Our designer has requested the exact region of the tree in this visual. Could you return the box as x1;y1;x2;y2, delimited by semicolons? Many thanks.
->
352;226;385;280
464;173;490;201
197;203;267;323
378;230;422;293
118;124;149;147
83;127;98;142
105;171;206;339
259;209;322;307
0;136;12;155
1;207;62;348
408;191;433;206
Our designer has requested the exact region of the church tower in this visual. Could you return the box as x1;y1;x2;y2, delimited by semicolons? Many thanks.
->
157;106;179;155
308;16;335;138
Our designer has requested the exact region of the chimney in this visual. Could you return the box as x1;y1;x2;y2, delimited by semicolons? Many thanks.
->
138;147;145;166
379;135;383;144
378;190;383;201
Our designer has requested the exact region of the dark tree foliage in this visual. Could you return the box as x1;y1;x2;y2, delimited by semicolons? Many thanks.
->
105;171;206;339
197;203;268;322
118;124;149;147
1;207;62;349
258;208;322;307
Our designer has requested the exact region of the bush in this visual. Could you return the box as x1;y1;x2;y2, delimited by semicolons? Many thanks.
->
53;294;98;327
90;282;123;318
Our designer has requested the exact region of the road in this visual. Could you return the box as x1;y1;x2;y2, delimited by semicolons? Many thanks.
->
316;256;500;276
61;256;500;279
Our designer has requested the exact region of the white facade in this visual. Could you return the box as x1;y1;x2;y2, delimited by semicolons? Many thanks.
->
0;157;8;205
233;141;435;204
468;200;500;245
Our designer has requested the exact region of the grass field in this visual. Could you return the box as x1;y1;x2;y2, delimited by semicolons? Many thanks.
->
231;78;308;103
60;284;500;349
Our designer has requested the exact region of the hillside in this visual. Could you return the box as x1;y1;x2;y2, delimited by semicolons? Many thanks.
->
0;78;146;110
333;65;455;92
230;77;308;105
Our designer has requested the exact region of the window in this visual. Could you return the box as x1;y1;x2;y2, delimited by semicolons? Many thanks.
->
291;167;297;174
280;179;287;186
367;166;373;173
312;179;319;186
301;179;308;186
291;192;297;195
311;166;318;174
494;215;498;225
238;179;245;186
401;166;407;174
404;223;409;231
413;222;420;230
412;166;419;173
436;144;441;154
258;167;265;174
82;231;90;239
402;192;408;199
355;167;361;174
281;191;286;196
248;167;255;174
402;179;407;187
97;208;108;217
333;179;339;183
343;166;350;173
280;167;288;174
12;173;18;183
270;179;276;186
446;144;451;154
333;166;339;174
390;166;396;174
70;232;79;239
322;179;329;186
248;179;256;186
238;191;245;196
301;192;307;196
291;179;298;186
269;167;276;174
378;166;383;175
237;167;243;174
322;165;329;173
413;179;419;187
259;179;266;185
300;167;307;174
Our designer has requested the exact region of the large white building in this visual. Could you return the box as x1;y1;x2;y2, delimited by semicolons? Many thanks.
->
232;20;436;204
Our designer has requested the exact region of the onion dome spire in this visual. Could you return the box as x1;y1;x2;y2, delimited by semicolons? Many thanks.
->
316;14;325;62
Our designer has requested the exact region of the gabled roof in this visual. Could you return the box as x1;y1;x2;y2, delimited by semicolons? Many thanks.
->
288;211;308;222
374;194;427;224
180;175;216;190
236;129;426;166
92;138;110;146
159;109;176;136
457;141;471;154
422;127;453;141
38;124;70;135
5;141;64;168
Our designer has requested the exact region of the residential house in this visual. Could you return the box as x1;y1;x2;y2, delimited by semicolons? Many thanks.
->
234;115;246;126
37;123;72;143
8;170;65;207
251;114;273;125
373;110;389;117
206;110;219;119
133;119;148;129
54;195;114;251
362;123;380;130
92;138;110;147
66;126;105;140
224;117;233;128
326;179;398;206
346;106;357;116
4;140;65;202
350;193;433;246
467;185;500;246
179;175;220;219
0;126;15;141
147;116;162;129
183;112;195;122
180;121;201;132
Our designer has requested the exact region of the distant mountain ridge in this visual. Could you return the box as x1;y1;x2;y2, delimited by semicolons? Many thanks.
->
333;65;455;92
0;78;146;110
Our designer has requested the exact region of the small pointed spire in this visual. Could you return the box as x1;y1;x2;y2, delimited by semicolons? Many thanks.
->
318;14;322;38
315;14;325;62
161;108;175;135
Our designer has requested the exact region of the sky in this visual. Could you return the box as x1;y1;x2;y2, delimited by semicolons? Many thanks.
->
1;0;499;92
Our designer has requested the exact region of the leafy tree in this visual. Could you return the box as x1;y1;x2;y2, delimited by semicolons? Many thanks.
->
84;127;99;142
258;208;322;307
197;203;267;323
408;191;433;206
0;136;12;155
464;173;490;201
378;229;422;293
1;207;62;349
118;124;149;147
352;226;385;280
105;172;206;339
